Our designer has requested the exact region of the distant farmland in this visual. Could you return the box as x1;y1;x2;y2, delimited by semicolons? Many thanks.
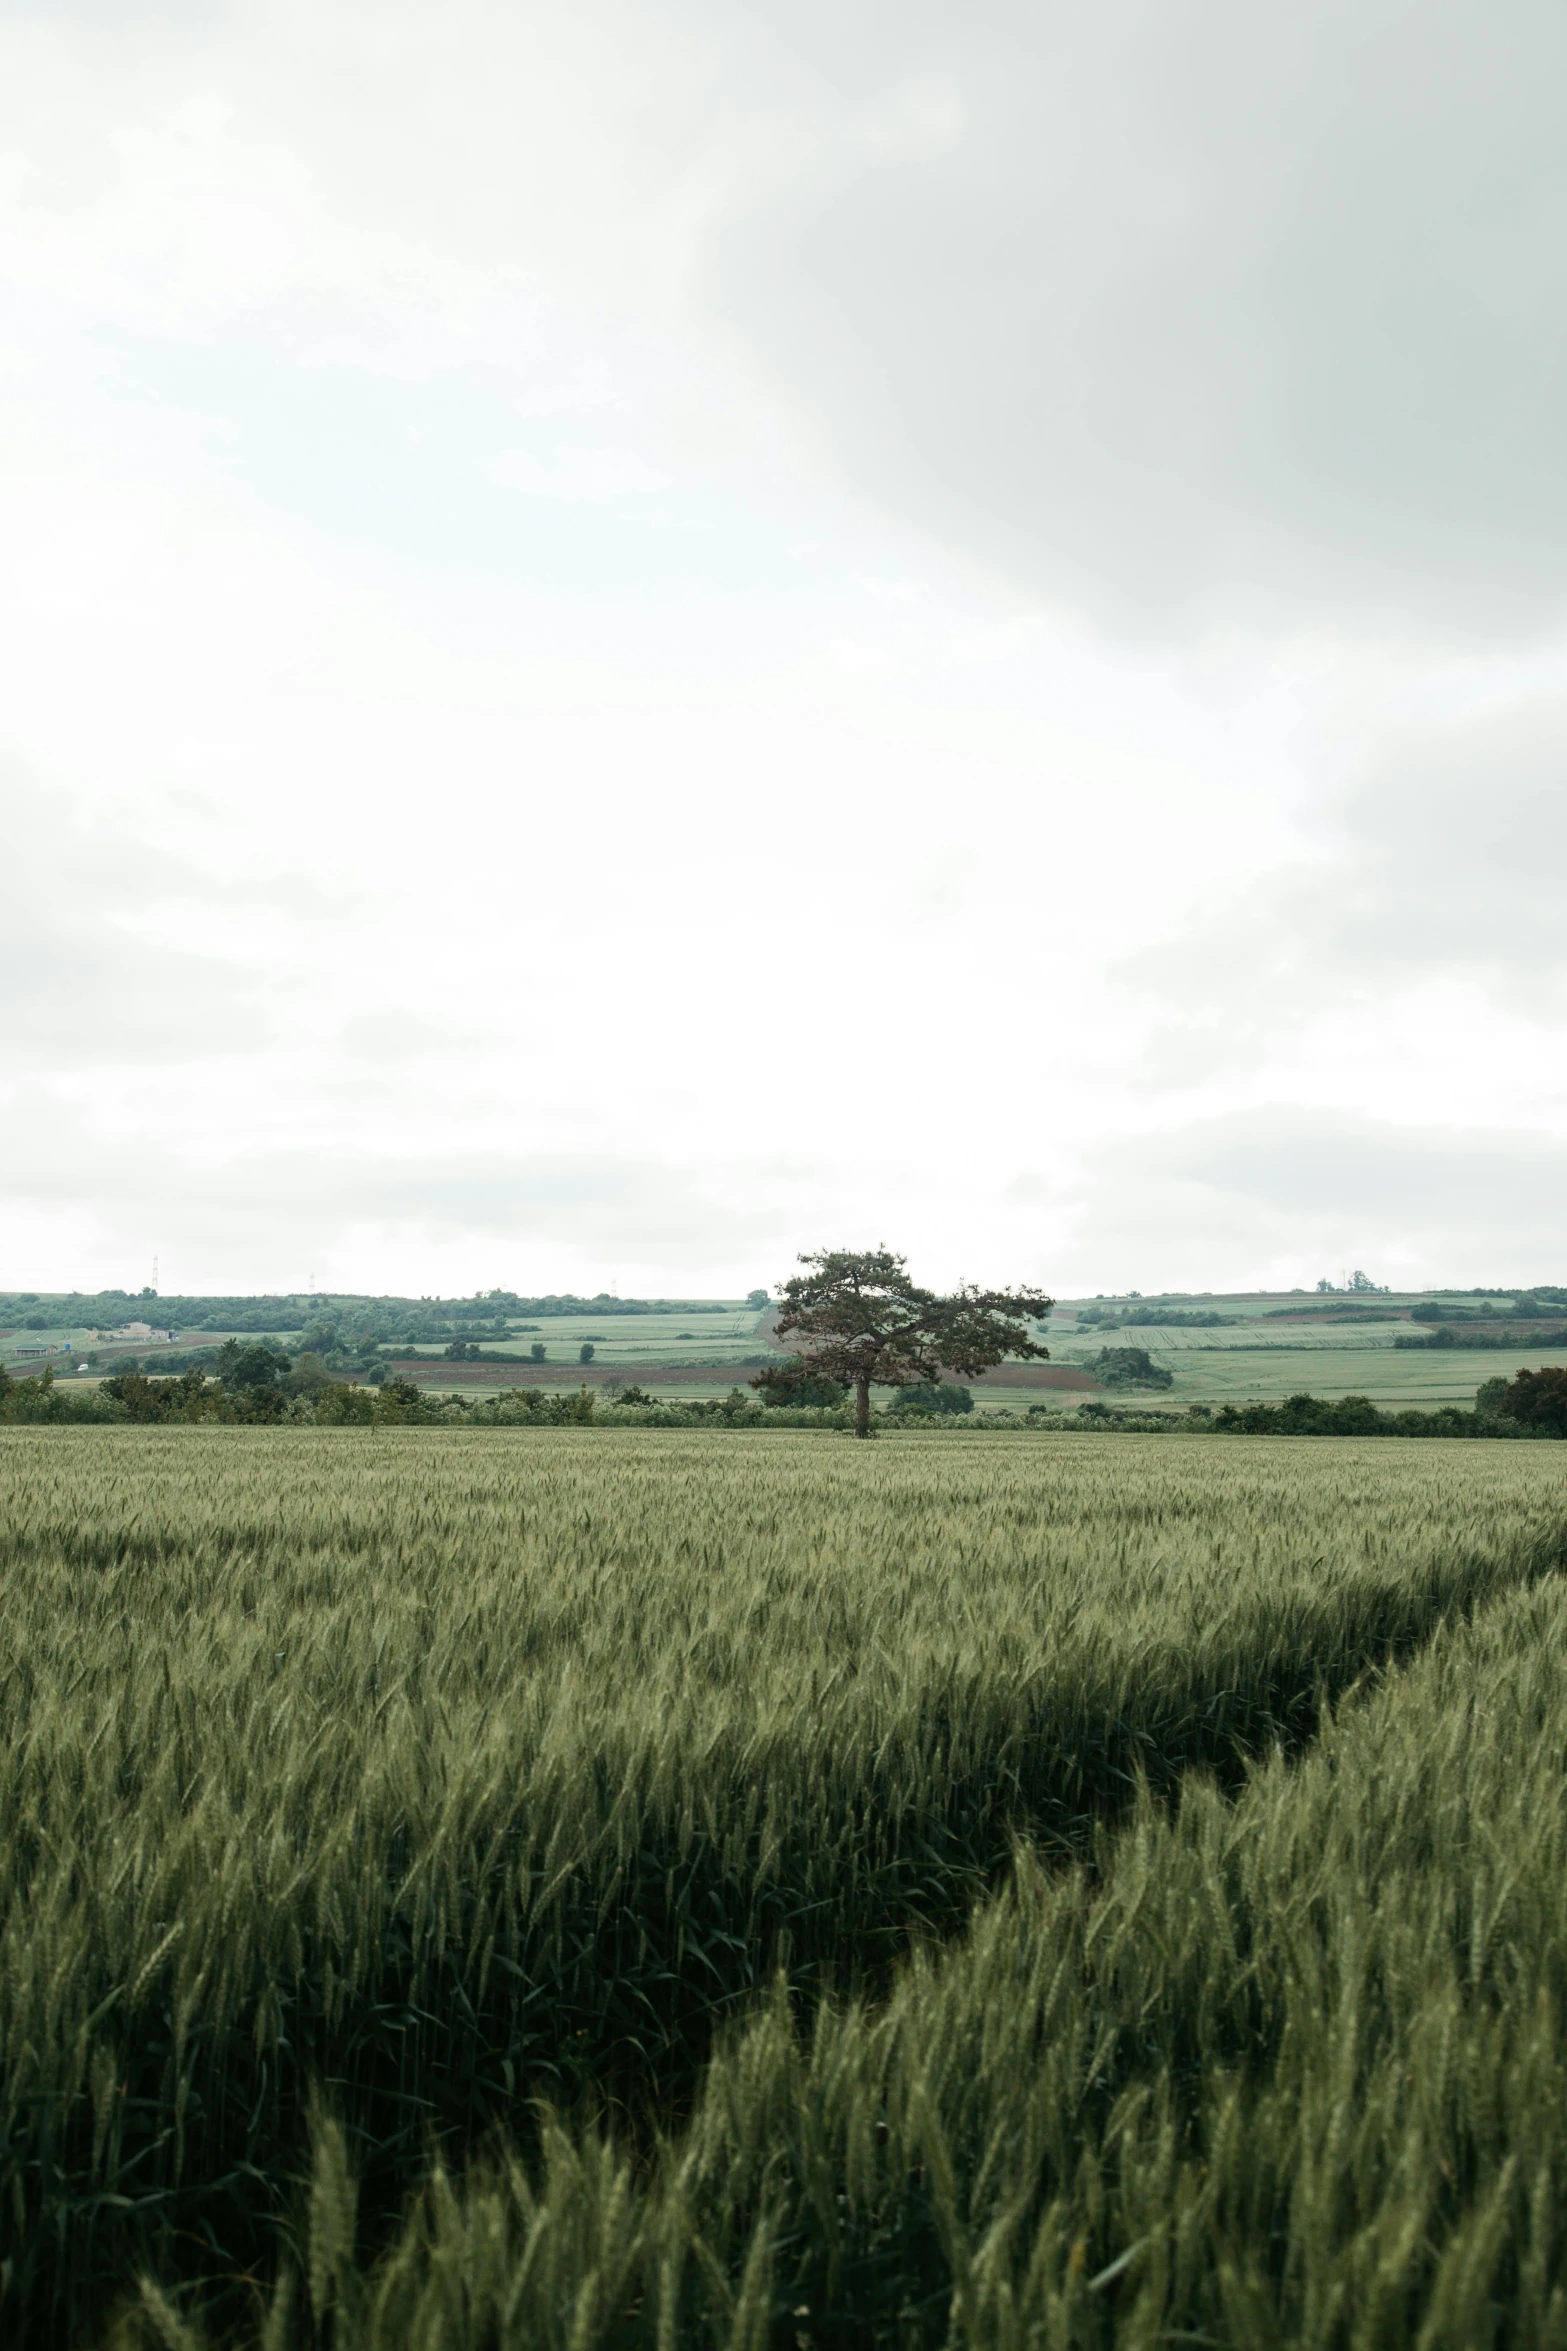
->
1034;1290;1567;1413
397;1357;1102;1392
12;1286;1567;1415
401;1290;1567;1415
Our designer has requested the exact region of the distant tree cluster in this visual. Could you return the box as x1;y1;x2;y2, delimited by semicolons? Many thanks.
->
1205;1371;1567;1437
887;1383;976;1417
1398;1324;1567;1351
0;1354;424;1427
1409;1294;1567;1322
1486;1366;1567;1436
0;1288;751;1352
1090;1346;1175;1390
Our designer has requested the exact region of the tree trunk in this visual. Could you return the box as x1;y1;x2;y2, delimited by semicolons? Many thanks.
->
855;1374;871;1438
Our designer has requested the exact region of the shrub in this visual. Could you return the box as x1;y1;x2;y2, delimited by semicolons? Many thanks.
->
890;1382;975;1415
371;1378;426;1423
1497;1365;1567;1436
313;1382;377;1424
750;1357;848;1408
0;1366;117;1424
1091;1345;1175;1389
217;1339;291;1394
99;1369;223;1423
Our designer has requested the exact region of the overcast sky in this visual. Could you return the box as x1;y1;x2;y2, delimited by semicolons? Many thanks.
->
6;0;1567;1299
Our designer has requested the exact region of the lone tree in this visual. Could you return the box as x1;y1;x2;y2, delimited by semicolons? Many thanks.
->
766;1247;1053;1437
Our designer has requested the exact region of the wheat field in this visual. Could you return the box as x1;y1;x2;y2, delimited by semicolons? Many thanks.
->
3;1427;1567;2345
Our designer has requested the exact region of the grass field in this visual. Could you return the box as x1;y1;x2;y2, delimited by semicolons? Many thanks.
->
413;1373;778;1403
5;1427;1567;2344
1040;1292;1567;1413
417;1333;1567;1414
395;1308;768;1372
403;1293;1567;1412
989;1342;1567;1414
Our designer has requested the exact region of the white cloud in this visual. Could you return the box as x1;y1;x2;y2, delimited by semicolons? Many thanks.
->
488;444;668;500
4;0;1567;1294
1049;1108;1567;1293
692;0;1567;635
0;759;278;1068
1114;681;1567;1119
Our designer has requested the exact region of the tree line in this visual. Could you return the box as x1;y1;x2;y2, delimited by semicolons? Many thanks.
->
7;1357;1567;1437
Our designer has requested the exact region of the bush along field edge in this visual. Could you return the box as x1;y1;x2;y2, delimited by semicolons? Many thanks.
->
6;1356;1567;1435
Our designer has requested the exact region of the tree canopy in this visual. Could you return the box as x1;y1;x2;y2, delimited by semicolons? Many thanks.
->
770;1247;1053;1436
1497;1365;1567;1436
749;1358;848;1410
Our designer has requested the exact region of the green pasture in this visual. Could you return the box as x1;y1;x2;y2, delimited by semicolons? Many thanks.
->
1184;1341;1567;1406
1005;1344;1567;1413
1058;1317;1414;1350
1040;1295;1567;1412
337;1329;1567;1416
1052;1287;1545;1323
395;1306;766;1368
415;1372;764;1403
